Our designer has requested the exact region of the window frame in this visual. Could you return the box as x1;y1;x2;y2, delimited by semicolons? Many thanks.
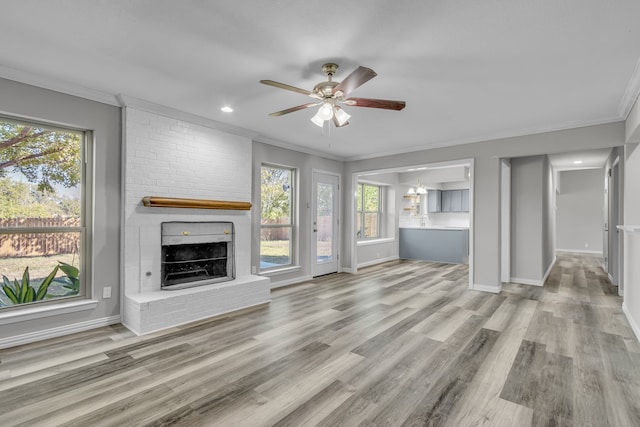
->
0;115;92;311
259;163;296;272
356;182;382;240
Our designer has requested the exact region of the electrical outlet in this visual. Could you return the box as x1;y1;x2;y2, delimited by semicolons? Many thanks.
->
102;286;112;299
251;266;256;274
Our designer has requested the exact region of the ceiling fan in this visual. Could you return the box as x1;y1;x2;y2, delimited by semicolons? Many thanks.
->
260;63;406;128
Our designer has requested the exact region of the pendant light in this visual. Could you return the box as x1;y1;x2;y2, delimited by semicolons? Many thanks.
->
406;179;427;195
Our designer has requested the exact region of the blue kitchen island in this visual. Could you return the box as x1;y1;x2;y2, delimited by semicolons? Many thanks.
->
399;227;469;264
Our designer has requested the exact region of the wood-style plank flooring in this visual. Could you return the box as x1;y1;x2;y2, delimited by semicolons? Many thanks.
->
1;253;640;426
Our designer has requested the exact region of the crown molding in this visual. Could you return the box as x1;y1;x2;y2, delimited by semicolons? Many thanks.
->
0;64;120;106
619;57;640;119
252;135;345;162
117;94;259;139
344;116;622;162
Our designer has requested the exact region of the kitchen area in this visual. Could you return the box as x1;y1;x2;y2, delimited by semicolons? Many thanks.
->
353;160;472;271
399;164;470;264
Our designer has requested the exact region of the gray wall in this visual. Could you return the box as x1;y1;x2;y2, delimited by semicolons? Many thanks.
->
0;78;121;341
556;168;604;252
344;122;626;289
625;143;640;222
510;156;544;283
510;155;555;284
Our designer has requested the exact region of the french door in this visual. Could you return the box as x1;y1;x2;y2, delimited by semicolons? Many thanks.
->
312;171;340;277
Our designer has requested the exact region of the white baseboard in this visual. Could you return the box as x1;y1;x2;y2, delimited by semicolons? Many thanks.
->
556;249;603;255
542;256;557;284
357;256;398;269
0;315;121;349
622;302;640;344
270;275;313;289
510;256;556;287
510;277;544;286
340;267;354;274
471;283;502;294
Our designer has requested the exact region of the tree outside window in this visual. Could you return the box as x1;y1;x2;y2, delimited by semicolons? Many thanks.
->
260;165;295;270
356;183;381;240
0;118;86;309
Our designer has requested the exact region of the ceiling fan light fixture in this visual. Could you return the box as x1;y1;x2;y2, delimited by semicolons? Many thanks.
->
334;106;351;126
261;63;406;128
310;111;325;127
318;103;334;120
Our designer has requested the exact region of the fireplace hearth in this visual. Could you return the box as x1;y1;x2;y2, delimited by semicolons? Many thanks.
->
161;221;235;290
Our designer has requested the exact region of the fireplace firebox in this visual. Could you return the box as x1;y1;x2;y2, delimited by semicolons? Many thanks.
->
161;221;235;290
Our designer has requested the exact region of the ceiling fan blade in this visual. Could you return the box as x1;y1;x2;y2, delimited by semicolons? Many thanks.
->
260;80;321;99
268;102;319;117
332;116;350;128
333;66;377;96
344;97;406;110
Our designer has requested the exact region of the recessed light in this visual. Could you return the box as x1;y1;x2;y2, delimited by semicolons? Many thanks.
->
573;160;583;164
221;106;233;113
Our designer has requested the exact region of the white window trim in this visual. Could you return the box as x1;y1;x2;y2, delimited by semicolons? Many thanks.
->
0;299;99;325
260;265;303;277
260;163;297;272
357;182;383;241
357;237;395;247
0;116;92;312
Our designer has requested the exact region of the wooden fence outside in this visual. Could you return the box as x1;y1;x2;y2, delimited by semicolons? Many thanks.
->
261;216;333;241
0;218;80;258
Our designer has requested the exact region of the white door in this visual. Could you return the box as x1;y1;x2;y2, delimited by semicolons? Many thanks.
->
312;171;340;277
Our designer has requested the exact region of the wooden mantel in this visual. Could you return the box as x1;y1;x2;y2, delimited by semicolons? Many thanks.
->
142;196;252;210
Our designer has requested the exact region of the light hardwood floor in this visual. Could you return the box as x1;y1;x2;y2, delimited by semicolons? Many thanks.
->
1;253;639;426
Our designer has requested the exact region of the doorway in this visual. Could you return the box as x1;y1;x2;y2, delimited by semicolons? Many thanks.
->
312;170;340;277
350;159;474;290
608;158;623;294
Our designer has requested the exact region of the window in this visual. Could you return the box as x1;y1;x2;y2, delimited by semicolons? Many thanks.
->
260;164;295;270
0;117;89;310
356;183;381;240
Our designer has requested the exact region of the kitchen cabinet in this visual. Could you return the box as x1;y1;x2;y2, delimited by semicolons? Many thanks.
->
450;190;463;211
427;190;441;213
461;189;469;212
441;190;450;212
399;227;469;264
433;189;469;213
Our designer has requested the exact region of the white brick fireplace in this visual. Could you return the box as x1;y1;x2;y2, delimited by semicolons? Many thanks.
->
121;106;269;335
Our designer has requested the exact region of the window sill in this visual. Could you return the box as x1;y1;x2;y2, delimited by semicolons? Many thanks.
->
357;237;395;247
260;265;302;277
0;299;99;325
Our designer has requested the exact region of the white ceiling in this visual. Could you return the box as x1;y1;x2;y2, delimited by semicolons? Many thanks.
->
548;148;612;171
2;1;640;161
